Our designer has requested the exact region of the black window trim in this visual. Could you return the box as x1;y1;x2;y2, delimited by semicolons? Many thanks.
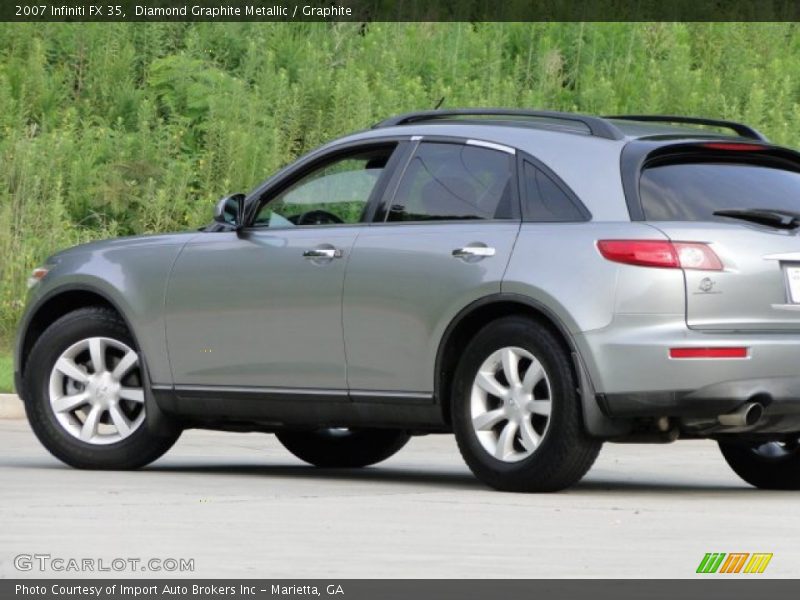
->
516;150;592;223
370;136;522;226
242;137;414;230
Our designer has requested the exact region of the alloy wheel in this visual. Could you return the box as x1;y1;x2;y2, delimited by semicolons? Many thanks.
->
48;337;145;445
470;346;552;462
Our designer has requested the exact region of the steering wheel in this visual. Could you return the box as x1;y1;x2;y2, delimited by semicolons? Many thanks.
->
296;209;344;225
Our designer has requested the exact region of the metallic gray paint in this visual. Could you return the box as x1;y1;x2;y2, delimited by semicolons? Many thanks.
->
15;118;800;439
16;232;197;384
343;222;520;392
165;228;360;389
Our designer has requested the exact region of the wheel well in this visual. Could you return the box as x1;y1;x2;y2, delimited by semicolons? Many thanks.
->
20;291;120;374
436;300;577;427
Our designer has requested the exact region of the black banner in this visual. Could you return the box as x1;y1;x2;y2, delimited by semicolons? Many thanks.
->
2;0;800;22
6;580;800;600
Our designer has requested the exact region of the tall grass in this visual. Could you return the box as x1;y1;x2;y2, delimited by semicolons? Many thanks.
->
1;22;800;344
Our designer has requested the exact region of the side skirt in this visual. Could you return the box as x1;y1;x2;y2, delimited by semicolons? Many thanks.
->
151;385;448;432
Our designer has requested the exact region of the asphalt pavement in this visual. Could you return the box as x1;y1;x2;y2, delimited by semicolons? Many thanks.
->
1;419;798;579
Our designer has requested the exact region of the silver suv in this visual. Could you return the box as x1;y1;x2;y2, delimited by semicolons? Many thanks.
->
15;109;800;492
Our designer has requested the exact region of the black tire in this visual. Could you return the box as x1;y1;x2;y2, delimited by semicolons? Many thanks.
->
718;438;800;490
276;428;410;468
22;307;181;469
452;316;601;492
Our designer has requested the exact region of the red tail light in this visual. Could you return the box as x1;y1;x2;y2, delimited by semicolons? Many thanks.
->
597;240;723;270
596;240;678;268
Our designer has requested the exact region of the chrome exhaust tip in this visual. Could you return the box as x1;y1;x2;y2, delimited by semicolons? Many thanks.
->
718;402;764;427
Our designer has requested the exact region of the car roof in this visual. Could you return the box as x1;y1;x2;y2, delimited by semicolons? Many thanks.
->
368;109;768;142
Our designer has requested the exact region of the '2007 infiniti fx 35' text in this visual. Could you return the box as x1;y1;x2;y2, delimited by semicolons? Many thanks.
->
16;109;800;491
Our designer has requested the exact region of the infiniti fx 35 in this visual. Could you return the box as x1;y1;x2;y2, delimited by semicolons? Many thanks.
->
16;109;800;491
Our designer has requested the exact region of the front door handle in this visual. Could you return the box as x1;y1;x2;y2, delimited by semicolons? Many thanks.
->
303;247;343;259
452;245;496;259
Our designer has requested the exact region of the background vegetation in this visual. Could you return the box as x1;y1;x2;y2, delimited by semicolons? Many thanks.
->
1;22;799;389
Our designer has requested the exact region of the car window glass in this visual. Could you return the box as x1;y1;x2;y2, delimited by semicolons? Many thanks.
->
254;147;394;227
386;143;514;222
523;161;586;222
640;160;800;221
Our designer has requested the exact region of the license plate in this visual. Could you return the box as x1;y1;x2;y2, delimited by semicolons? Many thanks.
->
786;265;800;303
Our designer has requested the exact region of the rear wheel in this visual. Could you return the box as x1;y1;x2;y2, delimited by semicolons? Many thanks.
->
23;307;180;469
276;428;410;468
718;438;800;489
452;316;601;492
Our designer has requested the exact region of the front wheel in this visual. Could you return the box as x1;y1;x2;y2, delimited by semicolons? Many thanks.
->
452;316;601;492
23;307;180;469
276;428;410;468
718;438;800;489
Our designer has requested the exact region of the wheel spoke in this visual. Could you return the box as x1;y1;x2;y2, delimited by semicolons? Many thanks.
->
112;350;138;381
520;419;540;451
55;357;89;384
527;398;552;417
472;408;506;431
476;371;509;399
119;387;144;403
52;392;90;413
89;338;105;374
108;404;131;436
494;420;519;460
522;360;545;393
80;405;103;441
501;348;521;386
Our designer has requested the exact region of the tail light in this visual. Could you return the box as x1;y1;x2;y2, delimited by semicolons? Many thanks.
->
597;240;723;270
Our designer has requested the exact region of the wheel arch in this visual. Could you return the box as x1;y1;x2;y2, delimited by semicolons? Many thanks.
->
18;285;141;389
434;293;626;437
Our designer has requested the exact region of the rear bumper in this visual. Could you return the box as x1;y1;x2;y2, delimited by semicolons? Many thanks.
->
578;314;800;431
578;314;800;393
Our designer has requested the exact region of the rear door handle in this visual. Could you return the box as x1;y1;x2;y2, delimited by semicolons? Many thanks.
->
303;248;343;259
452;245;496;259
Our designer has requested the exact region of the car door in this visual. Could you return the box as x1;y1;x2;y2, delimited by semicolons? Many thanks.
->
342;139;521;397
165;142;403;392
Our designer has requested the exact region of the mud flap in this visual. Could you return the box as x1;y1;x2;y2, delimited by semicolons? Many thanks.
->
572;351;630;438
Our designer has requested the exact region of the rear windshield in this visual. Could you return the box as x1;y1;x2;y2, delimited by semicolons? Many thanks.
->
640;160;800;221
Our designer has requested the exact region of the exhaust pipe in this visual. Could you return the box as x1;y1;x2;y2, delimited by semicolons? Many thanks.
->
718;402;764;427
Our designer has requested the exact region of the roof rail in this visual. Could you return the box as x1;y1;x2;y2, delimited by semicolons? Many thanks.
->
604;114;768;142
373;108;625;140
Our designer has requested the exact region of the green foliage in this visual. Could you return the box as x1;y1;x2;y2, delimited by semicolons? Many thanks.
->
1;22;800;343
0;352;11;392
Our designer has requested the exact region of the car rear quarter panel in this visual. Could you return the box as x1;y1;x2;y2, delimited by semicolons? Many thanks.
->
503;222;686;391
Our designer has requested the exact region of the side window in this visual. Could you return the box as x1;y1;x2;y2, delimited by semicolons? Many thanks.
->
386;143;515;222
522;160;587;222
254;146;395;228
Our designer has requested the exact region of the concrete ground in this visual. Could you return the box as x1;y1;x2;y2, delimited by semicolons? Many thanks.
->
0;418;798;579
0;394;23;419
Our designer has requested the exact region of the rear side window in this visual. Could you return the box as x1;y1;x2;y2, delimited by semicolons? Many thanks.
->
522;160;587;222
640;160;800;221
386;142;515;222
